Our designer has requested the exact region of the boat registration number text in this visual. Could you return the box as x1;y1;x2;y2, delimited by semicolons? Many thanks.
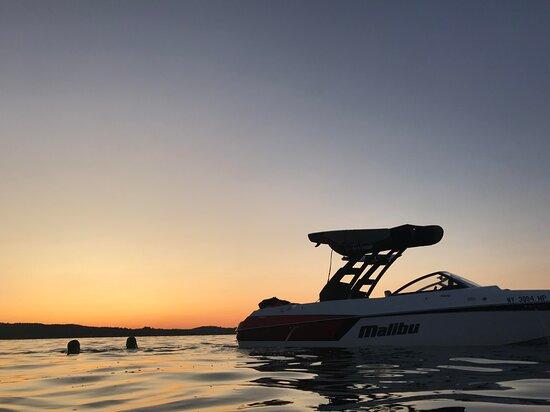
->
506;295;547;304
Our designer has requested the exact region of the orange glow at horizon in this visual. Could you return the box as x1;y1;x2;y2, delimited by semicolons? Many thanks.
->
2;218;549;329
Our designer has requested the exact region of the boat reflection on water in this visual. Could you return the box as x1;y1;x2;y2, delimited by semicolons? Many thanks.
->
238;345;550;411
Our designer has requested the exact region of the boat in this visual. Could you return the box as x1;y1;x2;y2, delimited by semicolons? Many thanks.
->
236;224;550;347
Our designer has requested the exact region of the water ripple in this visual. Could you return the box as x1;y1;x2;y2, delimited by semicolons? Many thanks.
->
0;336;548;410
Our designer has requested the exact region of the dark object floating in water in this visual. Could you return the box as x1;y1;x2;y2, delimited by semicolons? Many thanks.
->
67;339;80;355
126;336;138;349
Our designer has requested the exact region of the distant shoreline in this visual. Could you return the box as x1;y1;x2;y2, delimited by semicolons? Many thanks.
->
0;322;236;340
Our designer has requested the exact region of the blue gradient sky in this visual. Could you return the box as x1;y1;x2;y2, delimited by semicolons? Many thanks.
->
1;1;549;327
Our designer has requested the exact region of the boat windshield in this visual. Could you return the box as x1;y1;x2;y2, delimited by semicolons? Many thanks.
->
392;271;478;295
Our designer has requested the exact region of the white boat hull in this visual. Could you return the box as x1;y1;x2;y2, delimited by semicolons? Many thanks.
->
237;287;550;347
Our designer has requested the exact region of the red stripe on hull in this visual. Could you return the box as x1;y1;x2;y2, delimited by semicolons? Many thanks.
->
238;314;350;330
236;315;359;342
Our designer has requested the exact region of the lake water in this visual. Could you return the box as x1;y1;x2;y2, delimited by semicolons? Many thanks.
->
0;335;549;411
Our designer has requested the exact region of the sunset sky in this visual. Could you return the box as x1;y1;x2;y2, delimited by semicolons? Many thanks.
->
1;1;549;328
